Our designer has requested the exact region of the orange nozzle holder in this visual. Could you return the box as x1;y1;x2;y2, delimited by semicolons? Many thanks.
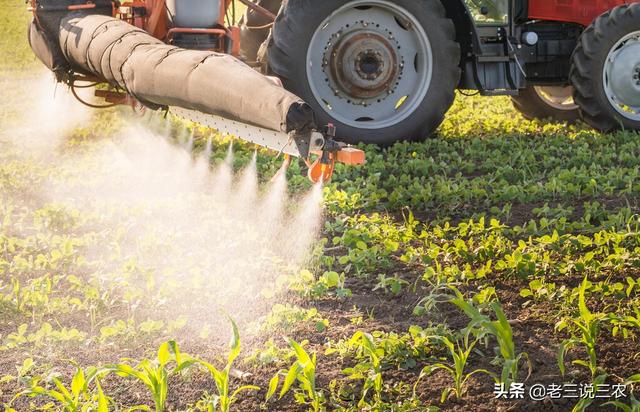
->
308;154;335;183
306;123;365;182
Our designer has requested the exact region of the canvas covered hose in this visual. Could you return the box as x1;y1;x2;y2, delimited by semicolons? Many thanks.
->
29;12;315;134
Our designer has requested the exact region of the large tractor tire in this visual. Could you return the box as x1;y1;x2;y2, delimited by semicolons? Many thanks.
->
570;3;640;132
239;0;282;63
511;85;581;123
267;0;460;145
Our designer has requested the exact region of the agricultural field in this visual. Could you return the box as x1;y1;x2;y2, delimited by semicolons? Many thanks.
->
1;1;640;411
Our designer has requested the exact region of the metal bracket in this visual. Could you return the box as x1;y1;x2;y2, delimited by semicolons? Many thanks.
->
171;107;309;158
170;107;365;183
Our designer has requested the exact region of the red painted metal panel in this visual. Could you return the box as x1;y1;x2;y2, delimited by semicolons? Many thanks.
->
528;0;630;26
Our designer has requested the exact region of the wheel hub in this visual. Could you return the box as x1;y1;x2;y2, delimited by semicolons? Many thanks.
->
356;50;383;79
603;32;640;120
607;41;640;107
327;28;401;101
306;0;433;129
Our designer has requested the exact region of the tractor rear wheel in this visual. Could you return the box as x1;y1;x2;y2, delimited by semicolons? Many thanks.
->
267;0;460;145
570;3;640;132
511;86;580;123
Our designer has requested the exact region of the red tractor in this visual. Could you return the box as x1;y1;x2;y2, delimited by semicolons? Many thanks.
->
28;0;640;149
255;0;640;144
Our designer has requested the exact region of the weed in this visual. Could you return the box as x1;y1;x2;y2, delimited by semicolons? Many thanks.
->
373;274;409;296
263;304;329;333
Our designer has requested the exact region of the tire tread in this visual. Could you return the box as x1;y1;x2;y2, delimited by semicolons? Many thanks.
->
570;3;640;132
267;0;460;144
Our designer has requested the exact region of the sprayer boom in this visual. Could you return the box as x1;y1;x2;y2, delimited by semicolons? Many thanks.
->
171;107;365;183
171;107;323;158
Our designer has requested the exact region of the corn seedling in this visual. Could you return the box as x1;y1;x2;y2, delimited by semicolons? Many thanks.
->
266;338;324;412
556;276;606;378
450;288;530;389
571;374;608;412
113;340;196;412
12;364;111;412
604;373;640;412
414;328;494;402
605;373;640;412
341;331;384;407
605;394;640;412
196;317;259;412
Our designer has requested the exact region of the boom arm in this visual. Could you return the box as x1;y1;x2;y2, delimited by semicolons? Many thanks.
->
27;1;364;182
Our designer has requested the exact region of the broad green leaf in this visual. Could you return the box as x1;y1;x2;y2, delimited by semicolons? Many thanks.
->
173;358;196;374
323;271;340;287
557;340;572;377
157;342;171;368
71;367;85;397
19;358;34;375
266;373;279;401
440;387;452;403
168;341;181;365
279;363;301;399
287;339;311;365
578;276;593;322
0;375;13;384
227;317;241;365
519;289;533;298
231;385;260;399
52;378;72;402
625;374;640;384
41;388;67;404
96;381;108;412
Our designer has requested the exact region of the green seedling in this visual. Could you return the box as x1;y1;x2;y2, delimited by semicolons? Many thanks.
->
413;277;453;316
341;331;384;407
556;277;606;378
197;317;259;412
450;288;530;388
263;304;329;333
373;274;409;295
611;307;640;340
604;373;640;412
605;394;640;412
113;341;195;412
267;338;324;412
572;374;608;412
414;329;493;402
13;364;111;412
